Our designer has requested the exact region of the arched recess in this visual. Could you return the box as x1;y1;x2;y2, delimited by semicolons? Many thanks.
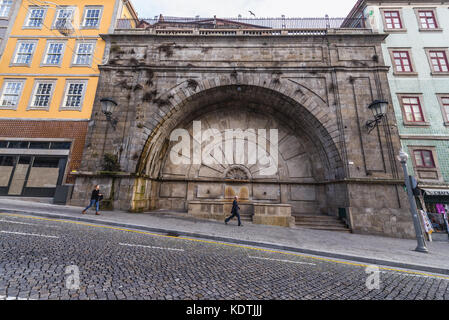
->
134;79;345;214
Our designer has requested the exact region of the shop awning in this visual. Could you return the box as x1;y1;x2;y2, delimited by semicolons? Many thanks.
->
422;189;449;196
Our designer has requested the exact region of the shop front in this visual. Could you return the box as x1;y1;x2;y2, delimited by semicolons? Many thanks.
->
0;140;71;198
420;188;449;236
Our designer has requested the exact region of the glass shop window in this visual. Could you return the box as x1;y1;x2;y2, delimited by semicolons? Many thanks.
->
32;157;60;168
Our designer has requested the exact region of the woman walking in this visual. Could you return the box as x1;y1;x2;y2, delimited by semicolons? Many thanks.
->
82;185;102;215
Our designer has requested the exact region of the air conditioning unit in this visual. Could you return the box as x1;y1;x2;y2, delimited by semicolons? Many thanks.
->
56;18;74;36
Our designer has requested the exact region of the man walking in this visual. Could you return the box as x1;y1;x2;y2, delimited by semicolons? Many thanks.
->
225;196;242;227
82;185;102;215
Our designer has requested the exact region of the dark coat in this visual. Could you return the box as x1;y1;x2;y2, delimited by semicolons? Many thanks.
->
231;199;240;214
91;189;100;201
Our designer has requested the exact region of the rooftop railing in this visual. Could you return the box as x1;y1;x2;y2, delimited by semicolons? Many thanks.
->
115;16;367;32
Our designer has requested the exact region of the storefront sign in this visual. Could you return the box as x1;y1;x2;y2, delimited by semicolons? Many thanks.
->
420;210;434;235
422;189;449;196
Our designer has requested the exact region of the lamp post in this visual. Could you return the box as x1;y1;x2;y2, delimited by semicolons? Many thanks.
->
398;150;428;253
365;99;389;134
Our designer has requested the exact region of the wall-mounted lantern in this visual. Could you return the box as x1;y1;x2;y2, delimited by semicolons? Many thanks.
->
366;99;388;133
100;98;118;130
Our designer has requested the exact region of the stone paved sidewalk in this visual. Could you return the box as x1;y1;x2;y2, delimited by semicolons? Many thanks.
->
0;198;448;275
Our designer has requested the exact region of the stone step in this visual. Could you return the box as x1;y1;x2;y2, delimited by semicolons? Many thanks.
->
293;213;351;233
295;219;346;224
295;223;348;229
295;225;352;232
292;213;340;219
294;216;345;221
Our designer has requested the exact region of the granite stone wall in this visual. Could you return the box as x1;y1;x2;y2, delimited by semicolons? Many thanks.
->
71;29;416;238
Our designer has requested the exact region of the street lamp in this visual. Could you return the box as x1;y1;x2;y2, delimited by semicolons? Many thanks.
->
366;99;388;133
100;98;118;130
397;150;428;253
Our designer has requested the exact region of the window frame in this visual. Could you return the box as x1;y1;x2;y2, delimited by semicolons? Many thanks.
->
23;6;48;29
397;94;429;126
413;149;436;169
408;146;442;182
414;8;442;32
81;6;103;29
380;8;406;32
27;79;57;111
60;79;88;111
51;6;76;29
0;79;26;110
388;48;417;76
10;39;38;66
41;40;66;67
424;48;449;76
71;40;96;67
0;0;13;18
437;94;449;126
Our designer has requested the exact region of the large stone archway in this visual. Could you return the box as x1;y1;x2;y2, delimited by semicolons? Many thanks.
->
134;84;343;218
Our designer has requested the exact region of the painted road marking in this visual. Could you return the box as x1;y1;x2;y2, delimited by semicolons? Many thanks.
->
249;256;316;265
0;219;41;226
0;295;36;300
1;212;448;281
0;230;59;239
119;242;185;252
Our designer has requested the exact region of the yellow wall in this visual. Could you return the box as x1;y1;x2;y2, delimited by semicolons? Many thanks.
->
0;0;136;120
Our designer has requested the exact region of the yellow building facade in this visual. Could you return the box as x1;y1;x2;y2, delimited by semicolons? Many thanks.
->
0;0;137;199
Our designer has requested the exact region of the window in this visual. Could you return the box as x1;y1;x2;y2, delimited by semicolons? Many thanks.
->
401;96;425;123
43;42;65;65
61;80;87;110
0;156;14;166
50;142;71;150
0;0;12;17
0;80;24;108
438;95;449;125
73;42;95;65
29;142;51;149
8;141;29;149
33;157;60;168
418;10;438;29
384;10;403;29
82;7;102;28
24;7;46;28
53;7;75;28
12;41;37;65
29;81;55;109
392;51;413;72
413;150;435;168
0;141;71;150
428;51;448;73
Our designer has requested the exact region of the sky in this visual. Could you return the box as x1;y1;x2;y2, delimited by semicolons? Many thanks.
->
130;0;358;19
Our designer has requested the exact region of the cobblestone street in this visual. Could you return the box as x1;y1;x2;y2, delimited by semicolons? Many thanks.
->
1;212;448;300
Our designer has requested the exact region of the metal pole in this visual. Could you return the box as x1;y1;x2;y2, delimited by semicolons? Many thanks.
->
399;158;428;253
